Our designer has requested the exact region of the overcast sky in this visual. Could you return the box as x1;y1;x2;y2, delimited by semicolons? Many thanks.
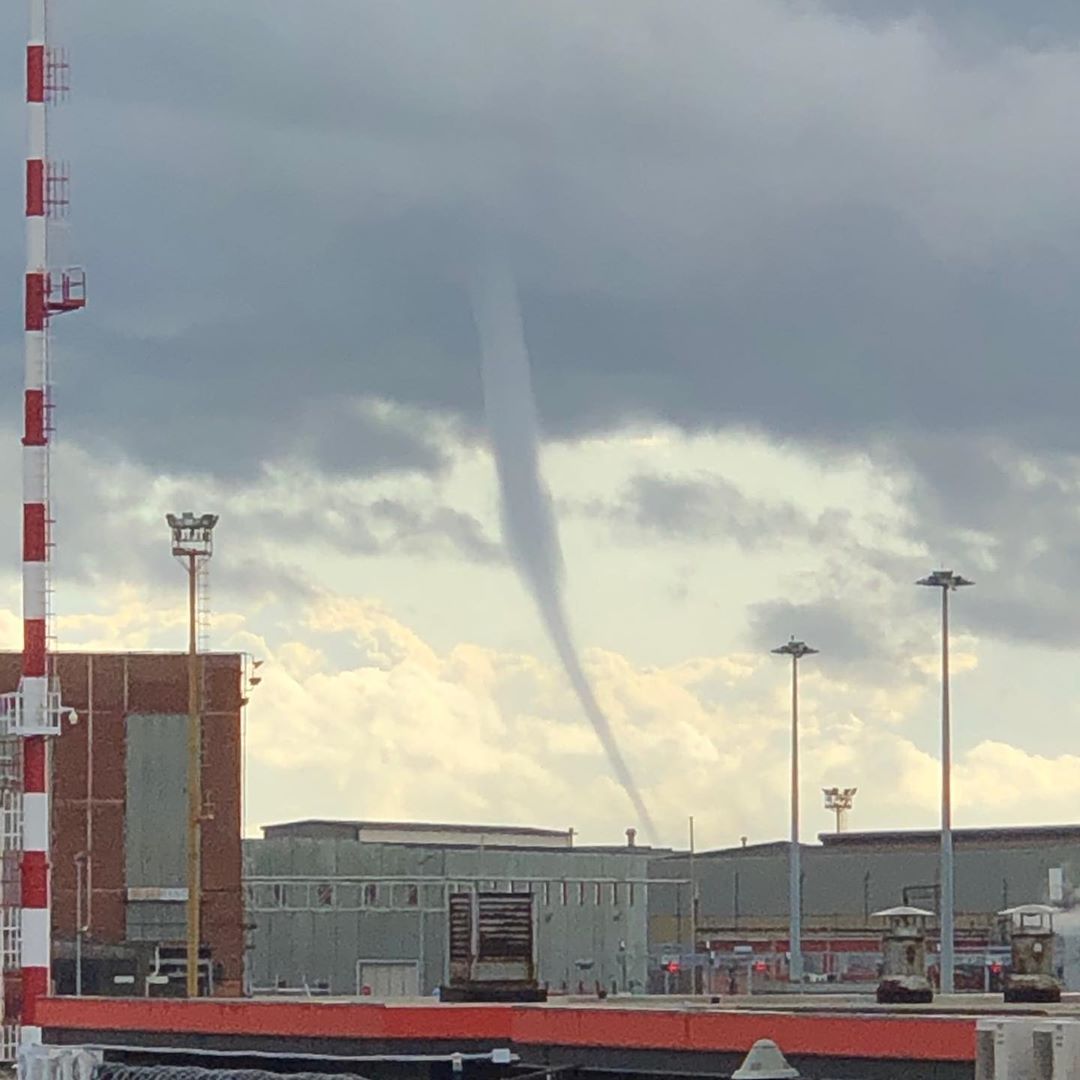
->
2;1;1080;845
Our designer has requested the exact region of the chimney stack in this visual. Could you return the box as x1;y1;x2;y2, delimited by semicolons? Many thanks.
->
626;827;637;848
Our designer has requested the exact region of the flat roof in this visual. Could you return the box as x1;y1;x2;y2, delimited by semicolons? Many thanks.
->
820;824;1080;847
0;649;244;657
262;819;573;838
656;825;1080;860
657;840;796;860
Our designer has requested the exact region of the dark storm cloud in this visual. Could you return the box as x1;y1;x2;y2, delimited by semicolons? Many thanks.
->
747;599;886;665
368;499;503;564
3;0;1080;656
4;1;1080;481
873;435;1080;649
46;486;500;598
213;556;320;608
0;422;499;607
598;472;851;551
820;1;1080;45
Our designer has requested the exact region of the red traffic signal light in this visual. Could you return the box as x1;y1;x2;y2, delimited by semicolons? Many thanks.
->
664;961;680;974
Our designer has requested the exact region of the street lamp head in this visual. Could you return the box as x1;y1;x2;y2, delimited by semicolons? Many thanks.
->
916;569;974;590
771;636;819;660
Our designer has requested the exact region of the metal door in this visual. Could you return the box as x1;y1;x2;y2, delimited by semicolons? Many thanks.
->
356;960;420;998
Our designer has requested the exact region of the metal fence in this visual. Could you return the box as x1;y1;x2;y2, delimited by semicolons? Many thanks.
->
95;1068;375;1080
650;945;1015;994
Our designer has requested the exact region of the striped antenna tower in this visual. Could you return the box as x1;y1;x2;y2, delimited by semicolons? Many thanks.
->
0;0;86;1052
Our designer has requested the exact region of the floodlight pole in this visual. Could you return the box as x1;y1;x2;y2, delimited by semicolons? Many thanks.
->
186;547;200;999
167;512;218;998
772;637;818;985
940;583;951;995
917;569;973;996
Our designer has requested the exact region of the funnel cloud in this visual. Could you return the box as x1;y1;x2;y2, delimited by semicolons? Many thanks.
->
472;261;658;843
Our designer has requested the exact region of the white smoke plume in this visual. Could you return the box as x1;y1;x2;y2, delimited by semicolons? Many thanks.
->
472;260;658;843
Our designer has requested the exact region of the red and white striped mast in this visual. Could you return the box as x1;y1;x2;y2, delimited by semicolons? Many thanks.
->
6;0;85;1047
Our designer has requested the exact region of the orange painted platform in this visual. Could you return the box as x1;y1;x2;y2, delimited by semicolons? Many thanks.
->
36;995;980;1064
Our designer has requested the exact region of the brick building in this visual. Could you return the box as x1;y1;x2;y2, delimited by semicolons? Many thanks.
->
0;651;245;997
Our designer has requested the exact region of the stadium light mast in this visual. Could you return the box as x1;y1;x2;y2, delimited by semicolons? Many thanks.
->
167;512;218;998
917;569;973;996
823;787;857;833
772;637;818;985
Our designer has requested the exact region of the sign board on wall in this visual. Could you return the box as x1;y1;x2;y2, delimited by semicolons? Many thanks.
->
126;887;188;902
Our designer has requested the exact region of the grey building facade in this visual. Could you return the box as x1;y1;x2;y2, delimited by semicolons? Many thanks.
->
650;826;1080;936
245;822;671;997
648;826;1080;988
246;820;1080;998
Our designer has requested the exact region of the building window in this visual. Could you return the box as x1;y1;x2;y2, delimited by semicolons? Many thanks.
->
336;883;360;909
559;881;568;905
250;883;280;909
393;883;419;908
363;883;380;907
611;882;619;906
422;883;445;909
594;882;602;905
251;884;265;909
628;882;636;907
577;882;586;906
315;882;335;908
542;881;551;906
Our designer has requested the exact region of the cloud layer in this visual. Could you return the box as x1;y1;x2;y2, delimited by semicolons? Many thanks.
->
5;2;1080;475
32;584;1077;847
0;3;1078;837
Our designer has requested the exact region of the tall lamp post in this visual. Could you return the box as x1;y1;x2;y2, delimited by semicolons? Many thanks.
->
167;512;218;998
772;637;818;985
917;569;973;995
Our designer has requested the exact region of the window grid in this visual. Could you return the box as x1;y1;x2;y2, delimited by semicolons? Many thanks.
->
244;875;651;912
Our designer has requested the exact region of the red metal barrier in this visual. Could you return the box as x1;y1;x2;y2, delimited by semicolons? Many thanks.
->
35;996;977;1063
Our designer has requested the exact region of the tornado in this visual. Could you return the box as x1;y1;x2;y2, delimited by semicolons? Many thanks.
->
472;261;658;843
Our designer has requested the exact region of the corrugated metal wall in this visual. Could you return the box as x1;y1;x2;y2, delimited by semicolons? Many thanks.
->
124;713;188;945
649;840;1080;936
245;838;654;995
127;900;185;944
125;714;187;891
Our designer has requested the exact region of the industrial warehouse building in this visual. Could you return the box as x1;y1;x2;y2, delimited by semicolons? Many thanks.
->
246;819;1080;999
244;820;671;996
650;825;1080;991
0;651;247;1000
